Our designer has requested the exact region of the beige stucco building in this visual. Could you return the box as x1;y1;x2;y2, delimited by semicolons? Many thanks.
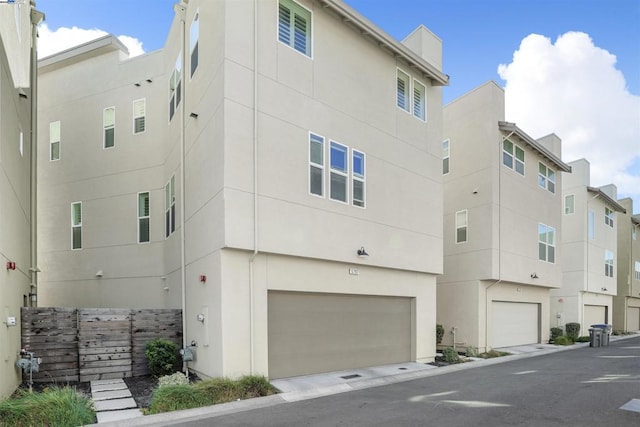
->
553;159;624;335
613;198;640;332
438;81;571;352
37;0;447;380
0;0;43;398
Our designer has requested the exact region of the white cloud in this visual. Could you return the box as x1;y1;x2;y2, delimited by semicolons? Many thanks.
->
498;31;640;211
37;23;145;59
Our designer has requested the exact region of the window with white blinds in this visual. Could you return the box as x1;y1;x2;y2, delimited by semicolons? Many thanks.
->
138;192;150;243
50;121;60;161
278;0;312;57
71;202;82;250
413;80;426;121
133;98;146;134
103;107;115;148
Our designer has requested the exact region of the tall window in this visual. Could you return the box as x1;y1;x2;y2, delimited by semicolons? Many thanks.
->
413;79;426;121
19;129;23;157
169;55;182;121
538;223;555;263
605;250;614;277
190;10;199;77
133;98;146;134
396;69;410;112
503;139;524;175
330;142;348;203
538;163;555;193
103;107;115;148
309;133;324;197
50;121;60;161
165;176;176;238
442;140;450;175
71;202;82;250
633;226;637;241
605;206;614;228
635;261;640;280
588;210;595;240
138;192;150;243
278;0;311;57
564;194;574;215
456;210;468;243
352;150;365;208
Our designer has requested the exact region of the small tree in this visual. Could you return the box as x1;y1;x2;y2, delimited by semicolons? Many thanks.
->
436;324;445;344
565;323;580;341
145;339;179;377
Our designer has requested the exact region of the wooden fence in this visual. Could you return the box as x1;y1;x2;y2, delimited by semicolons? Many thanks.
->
21;307;182;382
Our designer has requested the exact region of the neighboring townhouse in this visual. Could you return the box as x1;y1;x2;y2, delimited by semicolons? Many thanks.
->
0;1;43;398
553;159;625;334
613;198;640;332
438;81;570;352
37;0;447;380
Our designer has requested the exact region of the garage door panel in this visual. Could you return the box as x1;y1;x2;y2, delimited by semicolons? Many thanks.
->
584;305;606;329
627;307;640;331
492;302;539;348
268;292;412;379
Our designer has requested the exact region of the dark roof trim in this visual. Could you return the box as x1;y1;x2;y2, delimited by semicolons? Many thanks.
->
586;187;627;213
498;121;571;173
630;215;640;225
320;0;449;86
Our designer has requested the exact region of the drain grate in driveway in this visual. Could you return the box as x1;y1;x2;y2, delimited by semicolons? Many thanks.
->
340;374;362;380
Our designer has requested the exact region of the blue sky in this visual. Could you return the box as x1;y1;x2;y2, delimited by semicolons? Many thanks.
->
34;0;640;210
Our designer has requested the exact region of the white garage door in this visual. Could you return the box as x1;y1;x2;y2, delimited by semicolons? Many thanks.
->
491;301;539;348
268;291;412;379
626;307;640;331
584;305;606;329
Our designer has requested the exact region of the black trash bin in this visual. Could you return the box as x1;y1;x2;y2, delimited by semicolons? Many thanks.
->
588;327;602;347
590;324;611;346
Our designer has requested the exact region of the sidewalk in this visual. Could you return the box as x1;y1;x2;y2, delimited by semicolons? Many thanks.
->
88;333;638;426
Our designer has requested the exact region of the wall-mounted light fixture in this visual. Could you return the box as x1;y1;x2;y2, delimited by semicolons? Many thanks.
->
357;247;369;257
530;273;538;279
601;287;608;292
146;79;153;83
189;112;198;119
6;261;16;270
134;82;141;87
196;313;205;322
95;270;103;278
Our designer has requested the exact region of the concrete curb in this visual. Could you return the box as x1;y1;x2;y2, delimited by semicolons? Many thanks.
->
88;333;639;426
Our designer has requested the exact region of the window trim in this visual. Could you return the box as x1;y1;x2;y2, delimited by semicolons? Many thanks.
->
538;223;556;263
308;132;325;198
502;139;525;176
605;249;614;278
103;106;115;149
352;149;365;208
190;9;199;78
605;206;614;228
412;78;427;121
71;201;82;250
138;191;150;244
455;210;468;244
133;98;146;135
442;139;450;175
396;68;411;113
564;194;575;215
50;120;61;161
329;141;349;204
278;0;313;58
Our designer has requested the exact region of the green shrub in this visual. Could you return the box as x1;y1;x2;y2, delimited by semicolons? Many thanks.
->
158;371;189;388
465;346;478;357
550;327;563;343
442;347;460;364
145;339;179;377
477;350;511;359
553;335;573;346
436;324;444;344
565;323;580;340
147;385;209;414
575;336;591;343
0;386;95;427
238;375;276;398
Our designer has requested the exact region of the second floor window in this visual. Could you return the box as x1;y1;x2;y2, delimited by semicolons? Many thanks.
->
50;121;60;161
138;192;150;243
605;250;614;277
330;142;348;203
503;139;524;176
538;223;555;263
133;98;146;134
352;151;365;208
278;0;311;57
103;107;115;148
605;206;614;228
309;133;324;197
71;202;82;250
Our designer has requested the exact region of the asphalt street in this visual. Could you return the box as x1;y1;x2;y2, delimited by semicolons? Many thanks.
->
182;336;640;426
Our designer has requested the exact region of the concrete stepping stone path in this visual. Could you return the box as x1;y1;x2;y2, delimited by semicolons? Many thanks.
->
90;379;144;423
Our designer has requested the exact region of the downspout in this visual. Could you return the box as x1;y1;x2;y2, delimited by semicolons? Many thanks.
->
175;1;188;374
247;0;259;375
29;5;45;307
484;129;514;350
